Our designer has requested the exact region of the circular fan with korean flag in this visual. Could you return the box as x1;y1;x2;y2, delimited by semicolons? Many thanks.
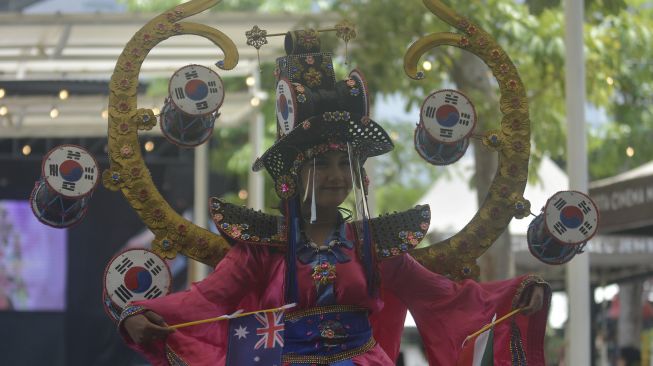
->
103;249;171;321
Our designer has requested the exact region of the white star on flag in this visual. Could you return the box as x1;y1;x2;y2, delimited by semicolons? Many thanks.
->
234;325;249;339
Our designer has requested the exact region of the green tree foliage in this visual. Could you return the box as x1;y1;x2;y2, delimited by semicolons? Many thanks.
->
122;0;653;214
335;0;653;182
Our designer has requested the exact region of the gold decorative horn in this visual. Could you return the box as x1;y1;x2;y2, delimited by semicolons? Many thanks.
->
104;0;238;266
406;0;532;280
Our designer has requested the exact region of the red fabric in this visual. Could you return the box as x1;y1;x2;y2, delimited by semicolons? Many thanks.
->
121;225;549;366
379;255;549;365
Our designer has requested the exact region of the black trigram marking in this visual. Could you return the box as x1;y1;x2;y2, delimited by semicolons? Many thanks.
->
578;221;593;236
459;112;471;126
425;105;436;119
84;167;95;180
184;70;198;80
145;285;162;299
553;198;567;210
66;150;81;160
195;101;208;110
208;81;219;94
114;257;134;275
578;200;592;214
553;221;567;235
144;258;163;276
444;93;459;105
174;87;185;100
115;284;133;303
61;181;76;191
49;164;59;176
439;128;453;139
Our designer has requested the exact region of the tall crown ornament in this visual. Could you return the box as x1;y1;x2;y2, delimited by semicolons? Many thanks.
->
404;0;532;280
105;0;238;266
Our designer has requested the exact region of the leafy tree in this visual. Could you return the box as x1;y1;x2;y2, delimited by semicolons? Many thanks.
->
120;0;653;278
332;0;653;279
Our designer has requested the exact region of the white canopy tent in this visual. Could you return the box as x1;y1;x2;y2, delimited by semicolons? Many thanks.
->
416;155;569;237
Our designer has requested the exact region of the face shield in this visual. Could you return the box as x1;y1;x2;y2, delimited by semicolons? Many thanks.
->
297;143;370;225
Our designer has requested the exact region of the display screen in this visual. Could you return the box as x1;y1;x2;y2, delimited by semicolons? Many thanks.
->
0;200;67;311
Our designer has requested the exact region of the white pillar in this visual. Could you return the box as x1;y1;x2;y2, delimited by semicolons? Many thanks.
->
248;67;265;210
189;142;210;282
248;112;265;210
564;1;591;364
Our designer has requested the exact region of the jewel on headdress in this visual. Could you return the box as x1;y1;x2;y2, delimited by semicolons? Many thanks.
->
335;20;356;64
246;25;268;69
275;175;296;199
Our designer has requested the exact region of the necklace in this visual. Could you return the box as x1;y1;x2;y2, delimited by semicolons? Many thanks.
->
306;238;341;253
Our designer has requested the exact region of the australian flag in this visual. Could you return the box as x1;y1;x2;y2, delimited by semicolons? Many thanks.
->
226;310;285;366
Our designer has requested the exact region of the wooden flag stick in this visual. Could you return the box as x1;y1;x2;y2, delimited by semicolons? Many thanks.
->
463;307;523;343
169;303;296;329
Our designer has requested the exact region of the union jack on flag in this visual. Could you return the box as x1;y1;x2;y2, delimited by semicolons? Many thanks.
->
255;311;285;349
226;309;286;366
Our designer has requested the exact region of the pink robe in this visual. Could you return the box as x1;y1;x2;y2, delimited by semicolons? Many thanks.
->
121;225;549;365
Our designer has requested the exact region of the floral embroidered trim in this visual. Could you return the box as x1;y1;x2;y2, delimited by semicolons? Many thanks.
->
304;67;322;88
312;262;337;285
373;205;431;259
209;198;286;247
322;110;351;122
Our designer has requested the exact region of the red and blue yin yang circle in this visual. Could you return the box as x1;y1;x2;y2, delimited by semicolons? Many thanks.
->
559;206;584;229
278;94;289;120
185;79;209;101
123;266;152;293
59;160;83;182
435;104;460;127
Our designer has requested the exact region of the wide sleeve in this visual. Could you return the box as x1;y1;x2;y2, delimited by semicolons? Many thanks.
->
378;253;550;366
118;243;271;366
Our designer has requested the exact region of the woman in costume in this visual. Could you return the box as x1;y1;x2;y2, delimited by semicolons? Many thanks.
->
117;31;550;366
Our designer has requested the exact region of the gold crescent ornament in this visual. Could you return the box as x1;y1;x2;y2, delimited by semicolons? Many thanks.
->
404;0;532;280
105;0;238;266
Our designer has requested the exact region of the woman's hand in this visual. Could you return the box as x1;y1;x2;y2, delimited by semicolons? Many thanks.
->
123;311;175;344
517;284;546;316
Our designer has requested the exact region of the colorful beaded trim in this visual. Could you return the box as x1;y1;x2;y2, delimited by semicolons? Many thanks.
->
282;337;376;364
165;345;189;366
285;304;367;321
290;142;350;176
511;274;548;308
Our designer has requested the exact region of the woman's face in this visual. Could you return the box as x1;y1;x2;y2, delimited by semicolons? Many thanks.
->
299;150;354;210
